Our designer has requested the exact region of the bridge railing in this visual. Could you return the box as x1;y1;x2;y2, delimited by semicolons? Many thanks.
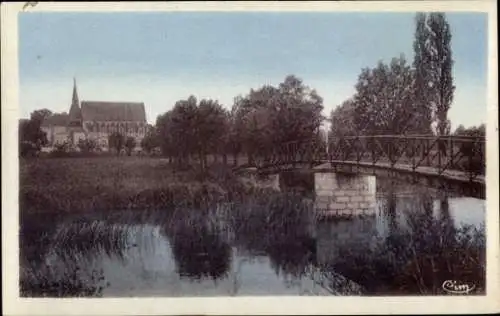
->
328;135;485;180
253;139;328;168
235;135;485;181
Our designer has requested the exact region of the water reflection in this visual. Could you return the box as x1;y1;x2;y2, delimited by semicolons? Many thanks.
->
20;175;485;297
170;228;232;281
267;236;316;280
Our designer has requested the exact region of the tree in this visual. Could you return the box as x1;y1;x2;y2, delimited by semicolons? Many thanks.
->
453;124;466;136
453;124;485;175
352;56;418;135
196;99;229;168
225;101;245;165
329;99;357;138
19;114;49;158
412;13;434;134
167;96;200;166
427;13;455;137
30;109;53;123
233;75;324;163
413;13;455;157
156;111;175;160
231;87;278;163
156;95;230;169
275;75;324;148
328;99;358;155
413;12;455;138
125;136;136;156
108;132;125;156
152;75;324;168
454;124;485;137
141;126;160;154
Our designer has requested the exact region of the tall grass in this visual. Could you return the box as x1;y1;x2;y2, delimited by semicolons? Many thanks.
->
19;158;248;216
20;258;107;297
324;198;486;295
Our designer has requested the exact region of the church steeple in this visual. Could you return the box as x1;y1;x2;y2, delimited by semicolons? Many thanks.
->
72;77;79;105
68;77;82;127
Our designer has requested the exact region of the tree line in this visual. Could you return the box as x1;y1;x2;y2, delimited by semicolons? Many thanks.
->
330;12;456;139
141;75;325;170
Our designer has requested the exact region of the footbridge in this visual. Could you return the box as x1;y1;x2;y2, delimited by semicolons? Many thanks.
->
234;135;486;201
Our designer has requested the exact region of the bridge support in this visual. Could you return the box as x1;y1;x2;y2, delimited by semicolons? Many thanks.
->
314;172;377;218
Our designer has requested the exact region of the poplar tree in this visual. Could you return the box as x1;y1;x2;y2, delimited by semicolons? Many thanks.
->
427;13;455;137
412;13;433;134
413;12;455;136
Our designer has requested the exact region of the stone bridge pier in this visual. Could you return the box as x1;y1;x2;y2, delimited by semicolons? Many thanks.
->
314;172;377;218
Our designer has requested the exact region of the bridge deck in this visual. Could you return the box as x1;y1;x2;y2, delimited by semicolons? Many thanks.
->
252;160;484;185
312;161;485;184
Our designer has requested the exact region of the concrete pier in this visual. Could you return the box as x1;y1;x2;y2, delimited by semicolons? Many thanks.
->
314;172;377;218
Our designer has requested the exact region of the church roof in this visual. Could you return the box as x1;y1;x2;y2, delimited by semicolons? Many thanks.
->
41;113;69;127
81;101;147;122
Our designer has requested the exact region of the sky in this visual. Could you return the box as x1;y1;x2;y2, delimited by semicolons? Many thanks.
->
19;12;488;129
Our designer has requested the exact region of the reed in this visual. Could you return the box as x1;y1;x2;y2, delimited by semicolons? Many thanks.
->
20;258;107;297
324;201;486;295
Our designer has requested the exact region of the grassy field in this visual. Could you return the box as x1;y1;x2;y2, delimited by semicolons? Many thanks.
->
19;156;252;216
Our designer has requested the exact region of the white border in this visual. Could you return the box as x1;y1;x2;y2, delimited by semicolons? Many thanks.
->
2;1;499;315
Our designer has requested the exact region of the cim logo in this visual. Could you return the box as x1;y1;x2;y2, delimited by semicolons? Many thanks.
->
442;280;476;294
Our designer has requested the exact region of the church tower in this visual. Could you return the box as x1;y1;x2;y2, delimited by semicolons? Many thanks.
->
68;77;82;128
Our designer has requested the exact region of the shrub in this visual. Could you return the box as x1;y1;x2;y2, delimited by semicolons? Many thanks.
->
48;141;72;158
19;141;40;158
125;137;136;156
77;138;98;153
325;210;486;295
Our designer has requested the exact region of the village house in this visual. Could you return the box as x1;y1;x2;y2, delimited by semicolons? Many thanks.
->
41;79;148;151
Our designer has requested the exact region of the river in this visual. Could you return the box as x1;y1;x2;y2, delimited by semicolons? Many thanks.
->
19;174;485;297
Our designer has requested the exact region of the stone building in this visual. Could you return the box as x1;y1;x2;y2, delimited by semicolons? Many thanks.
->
40;113;71;146
42;79;147;151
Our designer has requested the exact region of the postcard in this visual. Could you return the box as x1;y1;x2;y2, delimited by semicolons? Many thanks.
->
2;1;498;315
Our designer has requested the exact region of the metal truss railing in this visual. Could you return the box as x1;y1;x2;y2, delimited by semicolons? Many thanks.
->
243;135;485;182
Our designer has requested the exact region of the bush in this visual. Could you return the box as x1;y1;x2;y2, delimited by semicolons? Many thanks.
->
77;138;98;153
47;141;71;158
125;137;136;156
325;210;486;295
19;141;40;158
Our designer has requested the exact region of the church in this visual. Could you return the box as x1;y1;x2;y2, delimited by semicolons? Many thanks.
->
42;79;148;151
